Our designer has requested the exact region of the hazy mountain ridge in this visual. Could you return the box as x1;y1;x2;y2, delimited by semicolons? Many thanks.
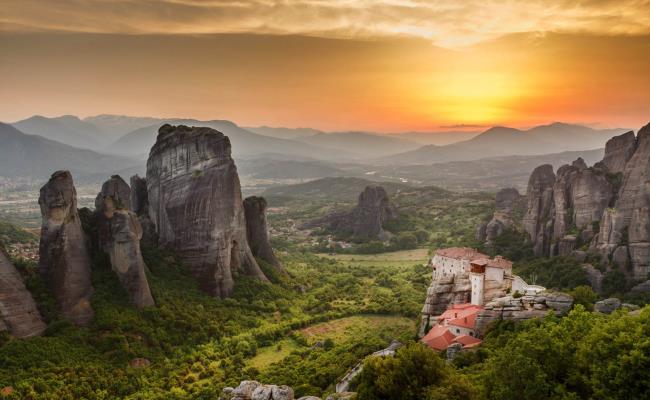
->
379;123;629;165
0;123;141;180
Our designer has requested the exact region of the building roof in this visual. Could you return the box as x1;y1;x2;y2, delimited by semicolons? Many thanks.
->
453;335;482;348
437;303;482;324
421;325;456;351
448;313;478;329
471;255;513;270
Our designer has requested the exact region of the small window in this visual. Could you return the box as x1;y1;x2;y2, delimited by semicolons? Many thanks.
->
456;329;460;334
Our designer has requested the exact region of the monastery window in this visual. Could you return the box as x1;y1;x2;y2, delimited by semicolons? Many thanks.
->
456;329;460;334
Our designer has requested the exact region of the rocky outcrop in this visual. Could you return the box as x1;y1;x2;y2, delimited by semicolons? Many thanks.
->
220;381;295;400
95;175;154;308
304;185;397;240
477;188;524;244
38;170;94;326
518;124;650;280
220;381;354;400
475;292;573;336
582;264;604;293
129;175;157;245
522;165;556;256
0;245;46;338
146;125;268;298
594;131;637;174
243;196;283;271
594;298;621;314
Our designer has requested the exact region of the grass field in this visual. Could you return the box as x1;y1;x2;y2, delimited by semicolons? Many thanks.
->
248;315;416;372
316;248;430;268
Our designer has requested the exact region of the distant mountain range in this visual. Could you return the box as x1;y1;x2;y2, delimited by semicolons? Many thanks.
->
0;123;141;181
378;123;628;165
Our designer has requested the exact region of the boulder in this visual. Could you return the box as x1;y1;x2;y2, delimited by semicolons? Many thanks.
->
582;264;604;293
0;245;46;338
146;125;268;298
129;358;151;368
95;176;154;308
38;170;94;325
244;196;283;271
594;298;622;314
226;381;294;400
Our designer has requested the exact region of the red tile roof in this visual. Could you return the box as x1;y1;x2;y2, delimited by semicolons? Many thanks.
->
437;303;482;323
448;313;478;329
421;325;456;351
453;335;482;348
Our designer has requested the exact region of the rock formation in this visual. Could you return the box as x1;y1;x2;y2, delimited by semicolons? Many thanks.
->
304;185;397;240
243;196;283;271
519;124;650;280
220;381;295;400
129;175;157;245
95;175;154;308
522;164;556;256
220;381;355;400
38;171;94;325
0;245;46;338
476;187;524;244
146;124;268;297
474;292;573;336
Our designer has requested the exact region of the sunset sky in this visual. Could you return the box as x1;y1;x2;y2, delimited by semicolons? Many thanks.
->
1;0;650;131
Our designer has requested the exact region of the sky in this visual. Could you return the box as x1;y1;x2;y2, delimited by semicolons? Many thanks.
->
1;0;650;132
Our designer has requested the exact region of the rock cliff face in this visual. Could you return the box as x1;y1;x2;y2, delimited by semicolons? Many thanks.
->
38;170;94;325
522;164;556;256
129;175;157;245
304;185;397;240
146;125;268;298
476;188;524;244
474;292;573;336
95;175;154;308
243;196;283;271
0;246;46;338
220;381;354;400
520;124;650;279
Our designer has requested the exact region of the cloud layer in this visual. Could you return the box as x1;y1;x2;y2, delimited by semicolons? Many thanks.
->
3;0;650;46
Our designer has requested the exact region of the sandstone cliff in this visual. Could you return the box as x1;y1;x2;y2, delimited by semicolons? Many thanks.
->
95;175;155;308
146;125;268;298
243;196;283;271
0;245;46;338
520;124;650;280
474;292;573;336
476;187;524;244
38;170;94;325
304;185;397;240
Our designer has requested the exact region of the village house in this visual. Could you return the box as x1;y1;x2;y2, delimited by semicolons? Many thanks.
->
421;303;483;351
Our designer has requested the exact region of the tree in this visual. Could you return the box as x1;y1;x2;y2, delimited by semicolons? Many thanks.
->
355;342;455;400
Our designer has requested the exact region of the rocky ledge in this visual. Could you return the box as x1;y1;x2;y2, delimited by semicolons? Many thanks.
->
220;381;355;400
475;292;573;336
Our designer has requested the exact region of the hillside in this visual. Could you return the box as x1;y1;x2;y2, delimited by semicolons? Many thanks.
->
294;131;421;157
374;148;606;192
379;123;628;165
107;119;353;160
11;115;110;150
262;177;416;202
245;126;323;139
0;123;141;180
